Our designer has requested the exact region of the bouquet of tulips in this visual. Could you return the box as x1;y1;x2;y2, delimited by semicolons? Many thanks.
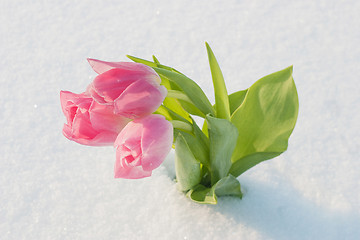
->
60;43;299;204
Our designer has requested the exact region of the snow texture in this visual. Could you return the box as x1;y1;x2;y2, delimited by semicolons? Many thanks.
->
1;0;359;239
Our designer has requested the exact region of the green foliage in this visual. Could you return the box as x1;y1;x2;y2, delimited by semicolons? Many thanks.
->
206;115;238;185
230;66;299;177
154;67;215;117
206;42;230;120
187;175;242;204
175;134;202;192
128;44;299;204
229;89;248;115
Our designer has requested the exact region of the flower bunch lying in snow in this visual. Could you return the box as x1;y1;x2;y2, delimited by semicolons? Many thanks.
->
60;43;299;204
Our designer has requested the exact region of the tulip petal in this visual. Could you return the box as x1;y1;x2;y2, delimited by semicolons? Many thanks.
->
87;59;160;82
86;83;108;104
60;90;128;146
89;101;131;133
113;115;173;179
91;68;138;103
113;80;167;119
85;131;120;146
114;120;142;148
139;115;174;171
60;91;92;115
114;137;152;178
114;158;152;179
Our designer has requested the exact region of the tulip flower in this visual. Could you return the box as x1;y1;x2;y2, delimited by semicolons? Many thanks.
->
114;115;173;179
60;91;130;146
86;59;167;119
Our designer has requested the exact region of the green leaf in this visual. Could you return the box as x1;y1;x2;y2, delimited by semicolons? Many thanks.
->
177;100;206;118
155;105;190;123
181;119;210;168
201;119;209;137
162;98;192;122
205;42;230;120
127;55;183;74
126;55;158;68
202;89;247;136
157;73;192;122
187;184;217;204
187;175;242;204
230;152;281;177
214;175;242;198
229;89;248;115
206;115;238;185
166;90;206;118
175;134;202;192
154;67;215;117
152;55;160;64
230;66;299;177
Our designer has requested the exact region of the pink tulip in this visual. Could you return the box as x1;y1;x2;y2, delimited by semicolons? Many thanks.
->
87;58;167;119
60;91;130;146
114;115;173;179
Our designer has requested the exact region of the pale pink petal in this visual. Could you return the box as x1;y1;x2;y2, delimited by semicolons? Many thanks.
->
60;90;122;146
60;90;93;133
114;158;152;179
114;121;142;148
114;120;149;178
91;69;135;103
87;58;140;74
62;123;73;140
114;141;151;178
84;131;120;146
86;83;107;104
113;115;173;179
60;91;91;115
113;80;167;118
89;101;131;133
63;130;118;146
71;111;98;140
63;110;118;146
87;59;160;82
60;91;74;115
138;115;173;171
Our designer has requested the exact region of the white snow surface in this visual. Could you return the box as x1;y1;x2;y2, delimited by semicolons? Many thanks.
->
1;0;359;239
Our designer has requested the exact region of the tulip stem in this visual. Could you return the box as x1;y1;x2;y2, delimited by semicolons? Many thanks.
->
166;90;194;105
171;120;193;132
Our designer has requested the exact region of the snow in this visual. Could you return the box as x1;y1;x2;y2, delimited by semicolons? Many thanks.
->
1;0;359;239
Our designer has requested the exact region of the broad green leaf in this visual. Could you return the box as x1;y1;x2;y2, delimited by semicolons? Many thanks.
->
229;89;248;115
187;184;217;204
206;42;230;120
214;175;242;198
230;66;299;177
206;115;238;185
175;134;202;192
154;67;215;117
230;152;281;177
